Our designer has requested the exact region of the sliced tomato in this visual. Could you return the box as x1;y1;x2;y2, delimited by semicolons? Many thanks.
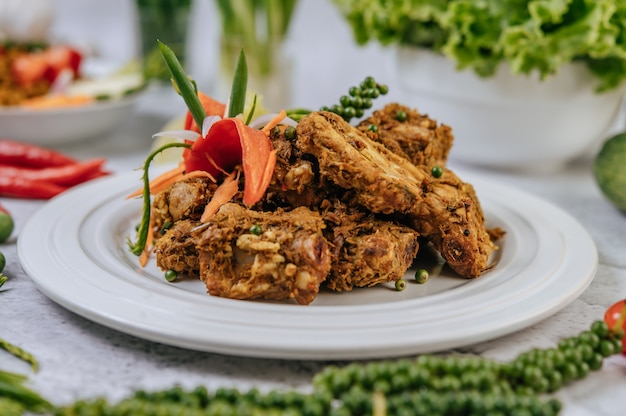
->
184;118;276;206
43;45;83;82
11;45;83;86
11;52;49;86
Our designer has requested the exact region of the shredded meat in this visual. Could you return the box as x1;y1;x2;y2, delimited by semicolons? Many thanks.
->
195;203;331;305
296;111;495;278
147;103;502;304
321;200;420;291
358;103;454;167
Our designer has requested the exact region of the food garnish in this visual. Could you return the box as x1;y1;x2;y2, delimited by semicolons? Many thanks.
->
128;42;279;261
129;41;498;304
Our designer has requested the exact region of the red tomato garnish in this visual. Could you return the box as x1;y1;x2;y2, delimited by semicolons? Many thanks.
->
604;299;626;354
11;45;83;87
184;91;226;132
11;52;49;86
43;45;83;82
184;118;276;206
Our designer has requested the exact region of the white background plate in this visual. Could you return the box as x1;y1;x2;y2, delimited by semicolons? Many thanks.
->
0;92;142;145
18;171;598;360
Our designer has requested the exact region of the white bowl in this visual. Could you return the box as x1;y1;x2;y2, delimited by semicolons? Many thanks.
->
0;92;143;146
395;47;626;170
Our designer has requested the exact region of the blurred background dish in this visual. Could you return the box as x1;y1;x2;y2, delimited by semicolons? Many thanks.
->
0;88;145;145
395;47;626;171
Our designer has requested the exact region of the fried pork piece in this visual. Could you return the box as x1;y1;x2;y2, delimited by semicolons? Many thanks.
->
152;177;217;233
195;203;331;305
321;200;420;291
358;103;454;167
155;219;202;278
296;111;495;278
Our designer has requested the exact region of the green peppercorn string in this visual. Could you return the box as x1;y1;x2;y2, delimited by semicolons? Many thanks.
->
51;319;624;416
321;76;388;123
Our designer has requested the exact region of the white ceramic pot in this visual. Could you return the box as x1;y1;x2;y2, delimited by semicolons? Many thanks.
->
395;47;626;171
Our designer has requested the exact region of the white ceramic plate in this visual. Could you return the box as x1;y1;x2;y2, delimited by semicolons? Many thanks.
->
0;92;143;145
18;171;597;360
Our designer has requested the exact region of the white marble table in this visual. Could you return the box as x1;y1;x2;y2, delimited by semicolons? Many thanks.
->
0;85;625;416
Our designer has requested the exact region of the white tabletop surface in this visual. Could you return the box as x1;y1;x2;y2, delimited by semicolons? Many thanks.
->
2;1;626;415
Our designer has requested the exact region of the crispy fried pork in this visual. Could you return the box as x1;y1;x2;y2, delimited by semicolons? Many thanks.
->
155;219;201;278
320;200;420;291
358;103;454;167
148;104;499;304
296;111;495;278
195;203;331;305
152;177;216;233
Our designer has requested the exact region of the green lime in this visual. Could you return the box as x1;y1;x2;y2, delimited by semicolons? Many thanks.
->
594;132;626;213
0;213;13;243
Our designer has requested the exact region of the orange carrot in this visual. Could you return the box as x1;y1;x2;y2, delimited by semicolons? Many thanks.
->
126;163;185;199
235;119;277;206
261;110;287;135
200;170;239;222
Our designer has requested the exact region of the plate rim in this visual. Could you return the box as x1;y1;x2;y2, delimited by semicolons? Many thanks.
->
17;170;598;359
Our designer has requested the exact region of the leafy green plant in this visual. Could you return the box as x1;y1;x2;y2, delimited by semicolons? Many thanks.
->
333;0;626;92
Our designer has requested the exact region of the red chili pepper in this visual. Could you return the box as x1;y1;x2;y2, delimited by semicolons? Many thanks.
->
0;158;107;187
0;139;77;167
0;176;68;199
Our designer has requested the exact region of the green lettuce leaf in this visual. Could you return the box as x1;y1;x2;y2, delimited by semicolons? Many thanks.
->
332;0;626;92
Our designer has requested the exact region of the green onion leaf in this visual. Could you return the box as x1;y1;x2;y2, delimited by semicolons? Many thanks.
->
228;49;248;118
157;40;206;128
128;142;192;256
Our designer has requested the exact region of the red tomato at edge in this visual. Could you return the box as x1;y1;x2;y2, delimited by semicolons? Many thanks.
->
604;299;626;354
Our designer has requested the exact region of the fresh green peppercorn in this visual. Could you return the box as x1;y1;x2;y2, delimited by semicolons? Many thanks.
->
0;251;5;273
395;279;407;291
377;84;389;95
361;76;377;89
284;126;297;140
591;320;609;338
339;95;352;107
160;221;173;235
361;97;373;109
348;86;360;97
342;107;356;120
415;269;429;284
164;270;178;282
431;166;444;178
395;110;407;122
249;224;263;236
367;124;379;133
